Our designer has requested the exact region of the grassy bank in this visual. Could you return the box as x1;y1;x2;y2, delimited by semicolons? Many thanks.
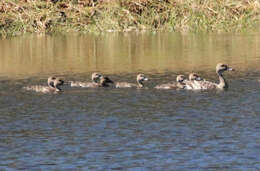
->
1;0;260;38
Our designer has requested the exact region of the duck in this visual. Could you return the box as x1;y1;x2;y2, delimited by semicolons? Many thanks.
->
115;74;148;88
70;72;101;87
198;63;234;90
184;73;203;90
155;75;186;89
24;76;64;93
88;75;114;88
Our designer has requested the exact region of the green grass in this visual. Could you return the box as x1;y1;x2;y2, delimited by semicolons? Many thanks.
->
0;0;260;38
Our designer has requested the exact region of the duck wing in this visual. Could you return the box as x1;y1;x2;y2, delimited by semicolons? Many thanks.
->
70;81;98;88
24;85;54;93
199;80;217;90
155;83;178;89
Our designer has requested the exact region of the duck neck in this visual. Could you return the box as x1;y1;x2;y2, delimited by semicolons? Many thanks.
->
177;82;185;89
48;82;55;89
55;85;62;92
137;80;144;88
100;80;108;87
217;71;228;89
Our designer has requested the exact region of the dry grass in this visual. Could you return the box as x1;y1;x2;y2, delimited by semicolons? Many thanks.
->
0;0;260;38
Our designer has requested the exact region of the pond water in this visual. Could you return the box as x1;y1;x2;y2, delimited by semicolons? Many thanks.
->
0;32;260;170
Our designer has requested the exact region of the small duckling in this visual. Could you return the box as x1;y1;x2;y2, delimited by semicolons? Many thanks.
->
70;72;101;88
87;76;114;88
99;76;114;87
155;75;186;89
24;76;64;93
115;74;148;88
198;63;234;90
184;73;203;90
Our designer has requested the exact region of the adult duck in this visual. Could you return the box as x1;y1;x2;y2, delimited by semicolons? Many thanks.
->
198;63;234;90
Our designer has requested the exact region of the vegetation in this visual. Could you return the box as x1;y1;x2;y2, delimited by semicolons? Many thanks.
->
1;0;260;38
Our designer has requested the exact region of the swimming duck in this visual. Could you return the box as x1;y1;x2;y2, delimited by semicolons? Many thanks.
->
155;75;186;89
115;74;148;88
24;76;64;93
198;63;234;90
98;76;114;87
184;73;203;90
70;72;101;87
84;75;114;88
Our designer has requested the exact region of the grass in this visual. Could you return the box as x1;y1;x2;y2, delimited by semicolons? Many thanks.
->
0;0;260;38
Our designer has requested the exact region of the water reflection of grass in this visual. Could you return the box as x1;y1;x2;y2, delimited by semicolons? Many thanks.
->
0;0;260;38
1;33;259;76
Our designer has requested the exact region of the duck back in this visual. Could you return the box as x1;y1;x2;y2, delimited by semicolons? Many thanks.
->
70;81;98;88
115;82;137;88
199;80;218;89
24;85;56;93
155;83;179;89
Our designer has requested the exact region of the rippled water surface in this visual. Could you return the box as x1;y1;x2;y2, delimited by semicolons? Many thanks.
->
0;33;260;170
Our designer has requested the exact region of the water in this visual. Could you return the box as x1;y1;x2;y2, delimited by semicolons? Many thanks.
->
0;32;260;170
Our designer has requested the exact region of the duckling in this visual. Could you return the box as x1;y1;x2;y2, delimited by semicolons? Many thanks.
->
70;72;101;87
87;76;114;88
115;74;148;88
155;75;186;89
198;63;234;90
24;76;64;93
184;73;203;90
99;76;114;87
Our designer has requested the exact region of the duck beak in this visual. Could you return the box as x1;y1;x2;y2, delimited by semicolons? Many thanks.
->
228;67;234;71
196;77;202;81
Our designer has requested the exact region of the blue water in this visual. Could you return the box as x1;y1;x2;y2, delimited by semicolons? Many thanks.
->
0;72;259;170
0;33;260;170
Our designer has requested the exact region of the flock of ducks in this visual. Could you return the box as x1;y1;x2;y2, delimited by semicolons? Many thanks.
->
24;63;234;93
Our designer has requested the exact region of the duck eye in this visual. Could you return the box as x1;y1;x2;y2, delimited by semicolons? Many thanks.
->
221;65;226;68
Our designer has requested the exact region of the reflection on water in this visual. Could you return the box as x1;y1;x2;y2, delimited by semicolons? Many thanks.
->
0;32;260;77
0;33;260;170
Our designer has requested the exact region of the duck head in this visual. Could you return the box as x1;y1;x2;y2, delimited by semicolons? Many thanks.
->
189;73;202;81
54;77;64;92
176;75;186;83
91;72;102;83
216;63;234;74
137;74;148;87
48;76;56;88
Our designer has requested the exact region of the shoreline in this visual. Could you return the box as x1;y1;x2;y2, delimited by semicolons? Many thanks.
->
1;0;260;38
